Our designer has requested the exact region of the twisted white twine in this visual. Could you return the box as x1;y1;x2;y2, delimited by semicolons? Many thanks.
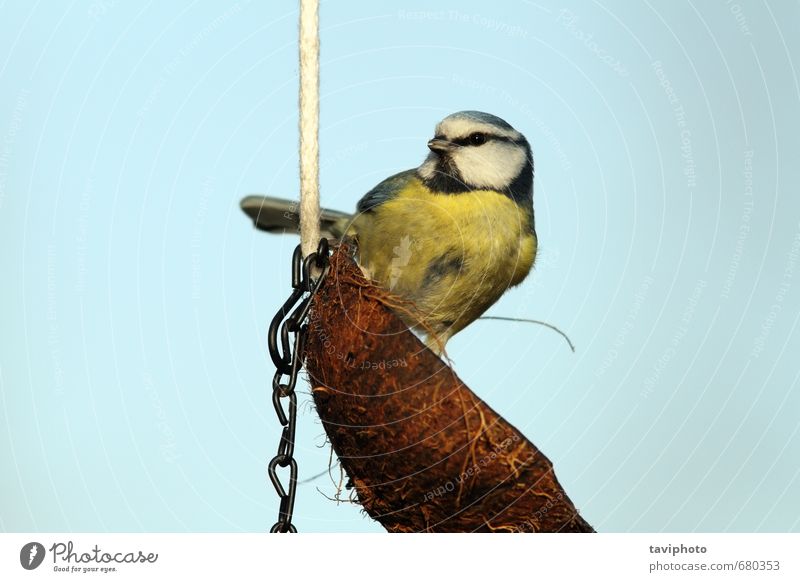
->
299;0;320;257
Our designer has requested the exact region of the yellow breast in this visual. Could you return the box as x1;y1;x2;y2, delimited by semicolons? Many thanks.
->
350;176;537;340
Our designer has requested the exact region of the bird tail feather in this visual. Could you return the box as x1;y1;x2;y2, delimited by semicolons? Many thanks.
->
240;195;352;239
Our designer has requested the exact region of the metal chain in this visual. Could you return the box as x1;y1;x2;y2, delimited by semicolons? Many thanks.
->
267;238;330;533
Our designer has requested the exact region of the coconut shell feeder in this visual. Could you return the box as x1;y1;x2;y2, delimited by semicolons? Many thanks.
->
302;242;593;533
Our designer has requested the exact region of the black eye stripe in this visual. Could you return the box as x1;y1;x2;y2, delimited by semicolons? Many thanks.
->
451;134;516;146
452;133;490;146
434;133;518;147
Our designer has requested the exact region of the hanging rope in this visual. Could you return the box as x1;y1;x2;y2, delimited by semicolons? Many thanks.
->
299;0;321;257
305;243;594;532
265;0;327;534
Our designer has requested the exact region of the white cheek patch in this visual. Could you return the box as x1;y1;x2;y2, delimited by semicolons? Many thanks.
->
453;141;527;190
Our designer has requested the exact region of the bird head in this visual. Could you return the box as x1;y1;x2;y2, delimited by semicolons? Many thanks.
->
417;111;532;200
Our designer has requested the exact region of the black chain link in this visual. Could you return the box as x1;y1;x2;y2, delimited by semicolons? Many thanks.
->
267;239;330;533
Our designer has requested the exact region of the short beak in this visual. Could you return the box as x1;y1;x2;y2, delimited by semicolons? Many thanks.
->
427;138;455;153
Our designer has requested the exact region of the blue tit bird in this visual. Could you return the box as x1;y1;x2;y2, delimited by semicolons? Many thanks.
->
242;110;537;351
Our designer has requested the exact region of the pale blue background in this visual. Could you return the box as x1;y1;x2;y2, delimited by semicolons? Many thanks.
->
1;0;799;533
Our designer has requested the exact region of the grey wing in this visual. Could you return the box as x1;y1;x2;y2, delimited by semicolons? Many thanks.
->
356;169;417;214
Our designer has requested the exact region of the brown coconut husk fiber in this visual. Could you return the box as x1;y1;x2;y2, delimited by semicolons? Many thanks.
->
304;243;594;533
